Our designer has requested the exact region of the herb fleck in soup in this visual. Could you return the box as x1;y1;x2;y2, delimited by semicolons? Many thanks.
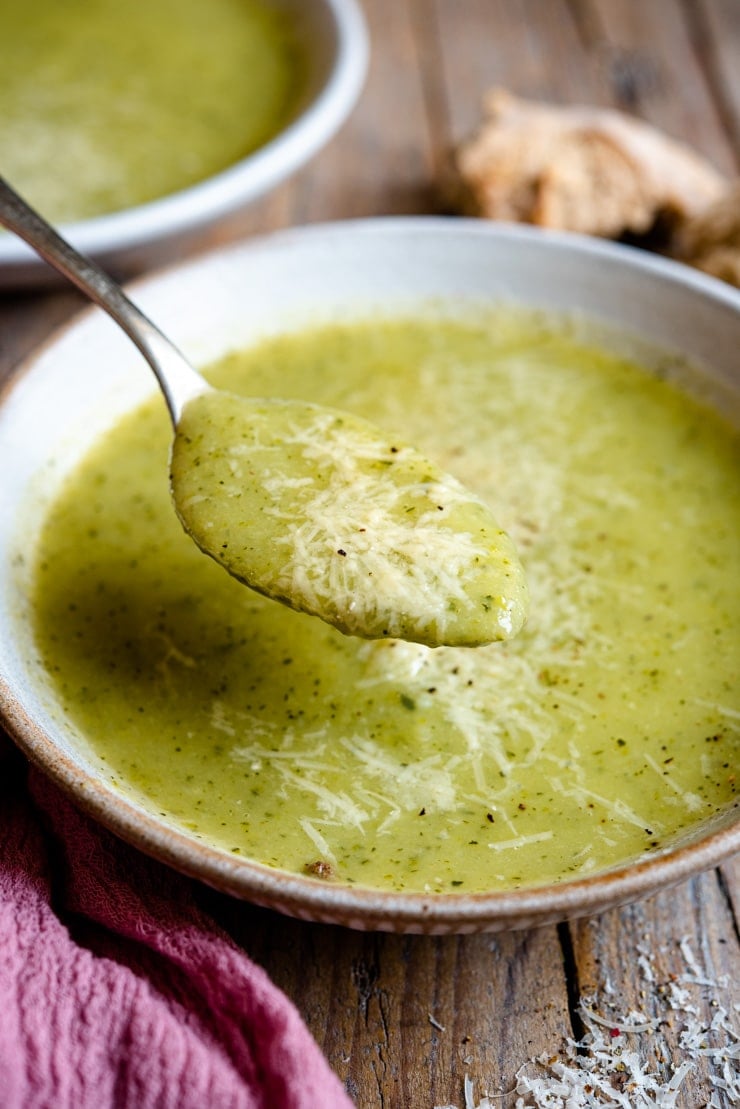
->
31;311;740;893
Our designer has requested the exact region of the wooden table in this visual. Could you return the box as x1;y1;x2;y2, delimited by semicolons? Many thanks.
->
2;3;738;1105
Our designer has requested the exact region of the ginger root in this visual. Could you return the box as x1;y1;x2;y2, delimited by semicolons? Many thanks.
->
448;89;728;240
673;182;740;287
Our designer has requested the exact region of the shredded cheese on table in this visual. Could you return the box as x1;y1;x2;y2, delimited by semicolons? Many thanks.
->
436;936;739;1109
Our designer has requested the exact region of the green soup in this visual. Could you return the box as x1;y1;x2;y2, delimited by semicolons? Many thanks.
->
170;389;529;647
31;312;740;893
0;0;303;222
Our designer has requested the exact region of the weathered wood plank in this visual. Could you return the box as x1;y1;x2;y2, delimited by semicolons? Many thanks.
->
695;0;740;158
577;0;738;171
429;0;605;149
720;853;739;923
198;889;575;1108
1;6;738;1108
0;290;84;382
231;0;438;243
568;868;740;1107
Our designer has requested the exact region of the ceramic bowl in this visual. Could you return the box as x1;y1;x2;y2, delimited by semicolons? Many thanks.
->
0;0;368;289
0;219;738;933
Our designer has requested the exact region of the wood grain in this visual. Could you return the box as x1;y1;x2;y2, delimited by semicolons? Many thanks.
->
1;3;738;1107
199;865;740;1108
429;0;605;143
694;0;740;159
577;0;738;170
569;869;739;1108
0;290;83;380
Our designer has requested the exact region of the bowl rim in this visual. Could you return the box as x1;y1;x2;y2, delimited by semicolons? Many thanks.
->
1;217;738;933
2;658;737;933
0;0;369;274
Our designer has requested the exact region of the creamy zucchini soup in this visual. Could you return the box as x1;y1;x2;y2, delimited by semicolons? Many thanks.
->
31;312;739;893
0;0;303;223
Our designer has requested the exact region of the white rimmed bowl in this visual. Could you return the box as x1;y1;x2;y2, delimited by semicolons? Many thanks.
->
0;219;738;933
0;0;368;289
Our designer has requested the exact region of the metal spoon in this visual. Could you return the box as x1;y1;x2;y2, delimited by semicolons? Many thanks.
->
0;175;204;422
0;177;528;647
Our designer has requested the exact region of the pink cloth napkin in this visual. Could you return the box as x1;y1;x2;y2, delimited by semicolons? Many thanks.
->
0;737;353;1109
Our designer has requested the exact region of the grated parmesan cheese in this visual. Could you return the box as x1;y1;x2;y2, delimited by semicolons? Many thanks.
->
35;310;740;892
171;392;529;647
437;936;739;1109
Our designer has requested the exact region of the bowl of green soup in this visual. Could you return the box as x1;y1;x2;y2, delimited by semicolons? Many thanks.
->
0;220;738;932
0;0;367;287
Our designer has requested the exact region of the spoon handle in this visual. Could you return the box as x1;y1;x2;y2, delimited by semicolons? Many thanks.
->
0;176;206;423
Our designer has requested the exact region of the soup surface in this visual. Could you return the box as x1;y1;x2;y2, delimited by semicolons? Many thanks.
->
31;312;740;893
0;0;303;222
